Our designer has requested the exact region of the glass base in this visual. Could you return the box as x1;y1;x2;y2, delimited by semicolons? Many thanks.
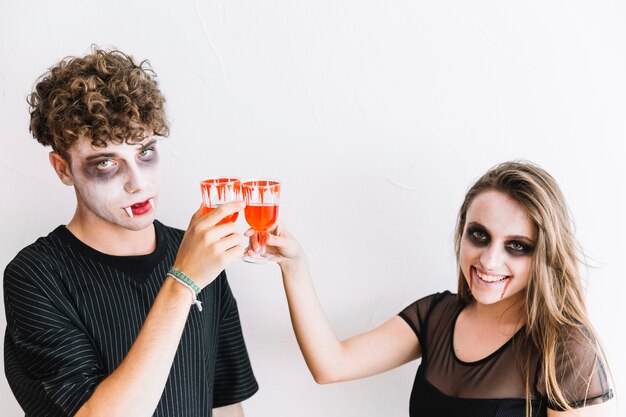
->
242;252;276;264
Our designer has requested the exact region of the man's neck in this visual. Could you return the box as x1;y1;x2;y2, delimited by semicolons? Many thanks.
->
67;214;157;256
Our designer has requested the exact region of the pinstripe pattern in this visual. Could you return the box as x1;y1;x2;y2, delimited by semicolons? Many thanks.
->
4;221;258;417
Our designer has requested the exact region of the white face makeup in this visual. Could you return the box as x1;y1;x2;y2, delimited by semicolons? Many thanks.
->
65;134;161;232
459;190;536;306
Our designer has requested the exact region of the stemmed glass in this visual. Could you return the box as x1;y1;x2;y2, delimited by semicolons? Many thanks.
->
242;180;280;264
200;177;242;225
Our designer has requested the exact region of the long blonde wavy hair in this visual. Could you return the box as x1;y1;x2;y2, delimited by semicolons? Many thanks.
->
454;160;609;415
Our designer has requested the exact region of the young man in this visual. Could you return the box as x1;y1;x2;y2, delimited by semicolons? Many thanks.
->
4;47;258;417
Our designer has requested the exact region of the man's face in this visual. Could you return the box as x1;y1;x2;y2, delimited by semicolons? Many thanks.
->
60;133;161;232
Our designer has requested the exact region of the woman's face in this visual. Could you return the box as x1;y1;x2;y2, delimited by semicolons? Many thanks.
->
459;190;537;306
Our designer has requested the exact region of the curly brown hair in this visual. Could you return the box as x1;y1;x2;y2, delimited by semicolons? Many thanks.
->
28;46;169;156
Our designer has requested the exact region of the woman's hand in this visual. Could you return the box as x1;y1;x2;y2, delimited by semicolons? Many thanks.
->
244;222;305;267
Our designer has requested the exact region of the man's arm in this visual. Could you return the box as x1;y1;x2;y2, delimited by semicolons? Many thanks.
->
213;403;244;417
76;204;246;417
75;277;191;416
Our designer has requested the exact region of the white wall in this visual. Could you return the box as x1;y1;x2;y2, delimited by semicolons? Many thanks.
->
1;1;625;416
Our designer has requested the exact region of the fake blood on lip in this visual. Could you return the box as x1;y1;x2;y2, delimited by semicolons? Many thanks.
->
130;199;152;216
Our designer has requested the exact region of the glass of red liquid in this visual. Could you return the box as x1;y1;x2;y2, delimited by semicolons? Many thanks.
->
242;180;280;264
200;177;242;225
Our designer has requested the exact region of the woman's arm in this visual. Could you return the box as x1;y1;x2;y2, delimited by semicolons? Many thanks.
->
250;223;420;384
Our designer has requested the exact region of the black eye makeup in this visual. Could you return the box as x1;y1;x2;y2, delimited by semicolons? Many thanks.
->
505;240;534;256
466;225;490;246
465;222;534;256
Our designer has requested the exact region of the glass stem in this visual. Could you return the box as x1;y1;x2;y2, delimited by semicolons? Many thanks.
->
258;230;269;255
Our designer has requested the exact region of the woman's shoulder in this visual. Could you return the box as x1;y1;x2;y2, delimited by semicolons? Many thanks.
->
536;325;613;409
398;290;461;335
409;290;459;312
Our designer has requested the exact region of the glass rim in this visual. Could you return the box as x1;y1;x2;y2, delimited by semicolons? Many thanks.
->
200;177;241;185
241;179;281;188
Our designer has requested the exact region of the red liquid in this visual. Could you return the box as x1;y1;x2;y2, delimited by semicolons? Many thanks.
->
200;206;239;225
244;204;278;231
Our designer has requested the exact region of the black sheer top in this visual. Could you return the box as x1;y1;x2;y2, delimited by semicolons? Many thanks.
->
399;291;612;417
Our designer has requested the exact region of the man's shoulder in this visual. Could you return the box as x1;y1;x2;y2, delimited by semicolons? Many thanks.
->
5;226;68;282
12;226;67;260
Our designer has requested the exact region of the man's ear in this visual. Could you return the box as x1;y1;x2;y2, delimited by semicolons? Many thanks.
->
49;152;74;186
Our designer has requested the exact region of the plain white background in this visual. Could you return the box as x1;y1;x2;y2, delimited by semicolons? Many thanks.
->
1;1;625;416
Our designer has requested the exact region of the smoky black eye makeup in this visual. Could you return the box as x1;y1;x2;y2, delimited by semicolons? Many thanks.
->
505;240;534;256
465;221;535;255
466;223;490;245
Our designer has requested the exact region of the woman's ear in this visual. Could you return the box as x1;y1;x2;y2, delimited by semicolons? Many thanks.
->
49;151;74;186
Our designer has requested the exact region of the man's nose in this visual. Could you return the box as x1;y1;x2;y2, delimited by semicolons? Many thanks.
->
124;164;147;194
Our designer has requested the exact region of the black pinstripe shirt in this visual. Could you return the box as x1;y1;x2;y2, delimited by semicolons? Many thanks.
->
4;221;258;417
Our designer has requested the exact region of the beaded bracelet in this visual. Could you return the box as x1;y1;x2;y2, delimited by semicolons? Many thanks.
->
167;267;203;312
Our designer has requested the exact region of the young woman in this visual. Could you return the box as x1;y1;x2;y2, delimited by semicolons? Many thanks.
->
247;161;614;417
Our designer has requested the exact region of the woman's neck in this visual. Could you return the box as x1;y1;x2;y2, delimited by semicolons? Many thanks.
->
467;294;526;335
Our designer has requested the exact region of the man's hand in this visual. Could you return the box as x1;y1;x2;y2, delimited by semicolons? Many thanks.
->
174;201;246;288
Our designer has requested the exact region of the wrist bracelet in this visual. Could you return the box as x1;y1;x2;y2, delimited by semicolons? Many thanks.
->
168;267;201;295
167;267;203;312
